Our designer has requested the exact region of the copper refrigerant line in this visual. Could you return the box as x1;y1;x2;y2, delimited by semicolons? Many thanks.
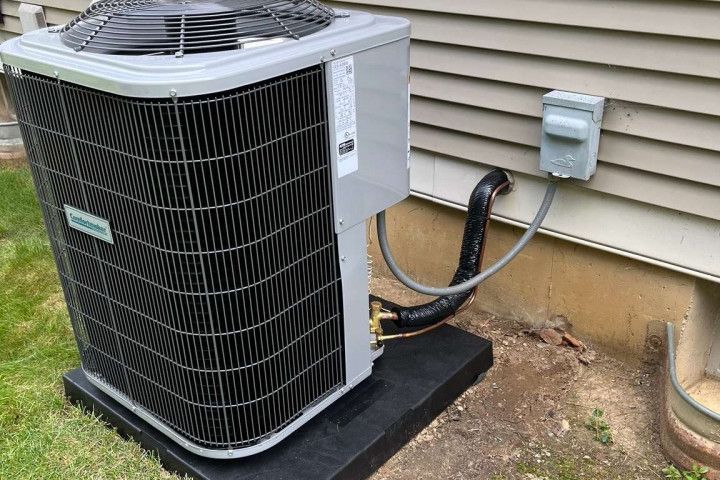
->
370;179;511;344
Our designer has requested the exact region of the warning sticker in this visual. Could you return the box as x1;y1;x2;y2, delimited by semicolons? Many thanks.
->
331;56;358;178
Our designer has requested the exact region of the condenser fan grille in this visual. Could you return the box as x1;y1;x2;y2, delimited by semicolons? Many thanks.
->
59;0;336;55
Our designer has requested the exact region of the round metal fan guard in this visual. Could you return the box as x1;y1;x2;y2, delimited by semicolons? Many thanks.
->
59;0;336;56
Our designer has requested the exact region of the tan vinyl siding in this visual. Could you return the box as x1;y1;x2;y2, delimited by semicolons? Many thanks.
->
410;41;720;117
0;1;78;33
333;0;720;41
328;0;720;278
328;1;720;220
365;6;720;79
412;97;720;188
411;70;720;153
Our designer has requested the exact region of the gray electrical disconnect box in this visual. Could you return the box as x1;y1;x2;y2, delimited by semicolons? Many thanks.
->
539;90;604;181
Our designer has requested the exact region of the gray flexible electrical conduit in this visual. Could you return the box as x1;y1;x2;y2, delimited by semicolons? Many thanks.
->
377;180;559;297
666;322;720;423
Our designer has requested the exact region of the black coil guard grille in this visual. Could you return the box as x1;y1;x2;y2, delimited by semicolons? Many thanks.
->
4;64;346;450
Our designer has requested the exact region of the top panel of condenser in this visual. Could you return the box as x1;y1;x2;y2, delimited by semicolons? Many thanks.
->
0;11;410;98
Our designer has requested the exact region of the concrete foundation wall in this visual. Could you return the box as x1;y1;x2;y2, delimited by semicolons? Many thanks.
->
676;282;720;387
369;196;710;362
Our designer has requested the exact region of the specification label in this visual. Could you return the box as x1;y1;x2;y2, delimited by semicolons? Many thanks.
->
331;56;358;178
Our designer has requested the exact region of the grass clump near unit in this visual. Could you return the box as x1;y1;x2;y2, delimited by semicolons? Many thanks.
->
663;464;710;480
0;166;176;479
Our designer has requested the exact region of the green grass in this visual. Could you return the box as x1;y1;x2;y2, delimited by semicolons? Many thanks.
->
0;166;176;479
516;459;587;480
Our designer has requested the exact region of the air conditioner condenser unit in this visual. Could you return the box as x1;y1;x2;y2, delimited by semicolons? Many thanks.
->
0;0;410;459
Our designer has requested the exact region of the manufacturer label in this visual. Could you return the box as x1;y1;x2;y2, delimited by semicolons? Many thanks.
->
331;56;358;178
64;205;114;244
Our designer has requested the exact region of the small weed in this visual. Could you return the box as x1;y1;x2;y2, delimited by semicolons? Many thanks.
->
516;462;541;475
662;464;710;480
585;408;613;445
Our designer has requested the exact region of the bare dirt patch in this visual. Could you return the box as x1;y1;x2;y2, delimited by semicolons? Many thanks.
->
0;149;26;169
370;275;669;479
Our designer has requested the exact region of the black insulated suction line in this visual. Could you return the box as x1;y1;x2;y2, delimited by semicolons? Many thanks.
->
393;169;511;329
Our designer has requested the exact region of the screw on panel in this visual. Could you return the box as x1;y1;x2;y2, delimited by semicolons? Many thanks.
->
175;50;184;58
338;218;344;225
341;256;347;262
330;49;336;57
169;89;178;103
